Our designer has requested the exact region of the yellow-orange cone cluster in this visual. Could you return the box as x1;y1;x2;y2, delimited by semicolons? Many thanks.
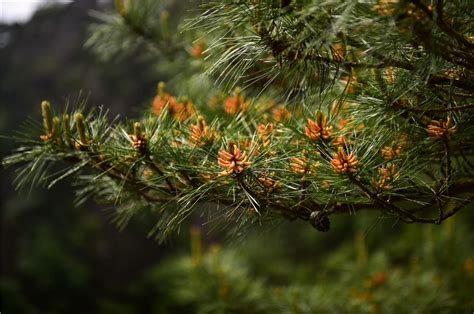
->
290;151;320;175
427;117;457;139
331;148;359;174
381;145;401;160
305;112;333;141
217;143;252;176
152;82;177;115
272;106;292;122
224;87;248;115
258;174;280;191
190;116;218;146
152;82;194;121
374;163;399;190
290;156;309;174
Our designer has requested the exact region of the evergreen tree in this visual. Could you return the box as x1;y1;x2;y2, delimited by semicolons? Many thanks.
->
3;0;474;241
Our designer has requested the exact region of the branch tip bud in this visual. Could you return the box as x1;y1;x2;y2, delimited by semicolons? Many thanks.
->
74;113;87;146
63;114;71;146
158;82;166;97
133;122;141;137
41;100;52;134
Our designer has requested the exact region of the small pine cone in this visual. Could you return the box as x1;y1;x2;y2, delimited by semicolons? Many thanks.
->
217;143;252;176
331;148;359;174
305;112;333;141
130;122;147;154
132;137;147;152
427;117;457;139
272;106;292;122
130;134;147;153
310;211;330;232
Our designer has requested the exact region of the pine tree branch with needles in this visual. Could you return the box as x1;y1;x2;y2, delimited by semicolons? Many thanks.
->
3;0;474;240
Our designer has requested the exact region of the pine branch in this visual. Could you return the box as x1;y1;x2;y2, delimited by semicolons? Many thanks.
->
4;0;474;239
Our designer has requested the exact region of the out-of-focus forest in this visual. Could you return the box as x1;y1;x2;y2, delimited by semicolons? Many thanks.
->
1;1;474;313
1;1;171;313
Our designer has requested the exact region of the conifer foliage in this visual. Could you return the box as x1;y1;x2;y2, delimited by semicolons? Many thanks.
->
3;0;474;241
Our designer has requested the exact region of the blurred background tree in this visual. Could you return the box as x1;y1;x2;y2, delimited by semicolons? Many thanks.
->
1;1;177;313
1;0;474;313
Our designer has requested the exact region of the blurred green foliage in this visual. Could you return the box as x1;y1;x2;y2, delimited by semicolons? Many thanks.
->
138;209;474;314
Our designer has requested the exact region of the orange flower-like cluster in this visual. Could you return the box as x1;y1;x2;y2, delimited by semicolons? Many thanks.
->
305;112;333;141
217;144;252;176
171;98;195;122
152;83;177;116
427;117;457;139
256;123;273;147
381;145;401;160
331;148;359;174
290;152;320;175
290;156;308;174
190;116;218;146
332;136;348;148
152;82;194;121
272;106;292;122
224;87;248;115
374;164;399;190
